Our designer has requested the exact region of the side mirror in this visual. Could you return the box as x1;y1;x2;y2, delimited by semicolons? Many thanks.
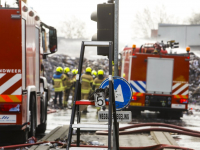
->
49;28;57;53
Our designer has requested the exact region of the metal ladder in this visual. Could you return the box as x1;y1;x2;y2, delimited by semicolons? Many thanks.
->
66;41;119;150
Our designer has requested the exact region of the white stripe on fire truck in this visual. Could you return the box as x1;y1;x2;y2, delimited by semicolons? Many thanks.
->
181;90;189;96
173;84;188;95
0;73;6;79
11;87;22;95
130;81;145;93
0;74;21;94
138;81;146;88
172;83;181;90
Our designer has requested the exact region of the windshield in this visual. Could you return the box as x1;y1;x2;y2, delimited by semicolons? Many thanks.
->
0;0;19;8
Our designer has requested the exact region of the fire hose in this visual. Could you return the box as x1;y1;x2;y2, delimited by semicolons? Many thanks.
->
0;141;63;149
118;123;200;133
70;144;193;150
0;142;193;150
96;122;200;137
0;123;197;150
97;127;200;137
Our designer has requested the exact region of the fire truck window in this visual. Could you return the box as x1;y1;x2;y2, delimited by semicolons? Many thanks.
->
49;29;54;37
1;0;19;8
42;28;51;54
42;30;47;53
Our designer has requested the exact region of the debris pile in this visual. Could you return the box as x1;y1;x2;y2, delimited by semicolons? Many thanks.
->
43;54;109;84
43;54;200;104
189;55;200;103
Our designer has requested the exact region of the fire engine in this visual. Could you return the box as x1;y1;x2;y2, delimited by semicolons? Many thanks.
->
0;0;57;145
121;41;189;119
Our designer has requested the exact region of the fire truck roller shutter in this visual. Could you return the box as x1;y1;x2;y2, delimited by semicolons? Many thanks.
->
146;57;174;94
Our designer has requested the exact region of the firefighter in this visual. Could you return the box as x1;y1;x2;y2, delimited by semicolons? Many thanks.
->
92;70;106;90
71;69;77;106
52;67;66;109
91;70;97;79
153;48;158;54
81;67;93;113
63;67;71;108
92;70;106;112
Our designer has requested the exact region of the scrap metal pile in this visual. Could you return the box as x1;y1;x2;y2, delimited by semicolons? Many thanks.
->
43;54;109;84
189;55;200;103
43;54;200;103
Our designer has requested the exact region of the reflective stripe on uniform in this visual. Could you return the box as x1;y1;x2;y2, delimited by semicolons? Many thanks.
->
93;83;101;86
82;78;92;83
62;74;72;90
93;78;105;90
52;78;64;92
81;89;90;93
81;74;93;94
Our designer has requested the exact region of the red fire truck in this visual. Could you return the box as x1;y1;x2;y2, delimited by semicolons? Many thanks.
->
121;41;189;119
0;0;57;145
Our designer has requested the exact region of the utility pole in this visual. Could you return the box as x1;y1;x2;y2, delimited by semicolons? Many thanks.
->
114;0;119;76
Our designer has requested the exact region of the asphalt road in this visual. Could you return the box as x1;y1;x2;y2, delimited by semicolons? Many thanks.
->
46;101;200;150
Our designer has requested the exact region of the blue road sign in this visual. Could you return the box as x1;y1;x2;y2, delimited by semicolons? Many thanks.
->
100;76;132;110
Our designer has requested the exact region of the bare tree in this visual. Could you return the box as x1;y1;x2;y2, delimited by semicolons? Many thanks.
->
189;13;200;24
132;6;178;38
60;16;86;39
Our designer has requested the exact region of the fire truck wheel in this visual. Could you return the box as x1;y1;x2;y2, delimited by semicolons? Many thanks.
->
37;122;47;134
168;111;183;120
159;111;182;120
29;93;36;137
131;110;141;117
36;93;47;134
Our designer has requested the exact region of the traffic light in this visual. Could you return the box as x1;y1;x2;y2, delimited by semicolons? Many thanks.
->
91;3;114;57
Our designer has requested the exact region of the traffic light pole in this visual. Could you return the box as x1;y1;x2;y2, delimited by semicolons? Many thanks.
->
114;0;119;76
114;1;119;150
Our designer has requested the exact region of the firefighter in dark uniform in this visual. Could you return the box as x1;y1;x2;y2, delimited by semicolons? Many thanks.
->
52;67;66;109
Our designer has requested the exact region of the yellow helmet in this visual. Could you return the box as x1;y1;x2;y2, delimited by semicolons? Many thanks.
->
71;69;77;75
92;70;97;76
64;67;70;73
123;73;125;77
75;69;78;74
56;66;63;73
85;67;92;73
98;70;104;75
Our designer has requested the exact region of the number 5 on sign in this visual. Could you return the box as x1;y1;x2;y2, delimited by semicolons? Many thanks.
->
94;92;106;107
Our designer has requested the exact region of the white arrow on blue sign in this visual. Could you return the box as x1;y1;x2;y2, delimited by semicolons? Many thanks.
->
100;76;132;110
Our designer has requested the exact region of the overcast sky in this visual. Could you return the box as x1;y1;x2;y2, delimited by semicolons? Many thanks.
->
27;0;200;58
3;0;200;58
26;0;200;38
